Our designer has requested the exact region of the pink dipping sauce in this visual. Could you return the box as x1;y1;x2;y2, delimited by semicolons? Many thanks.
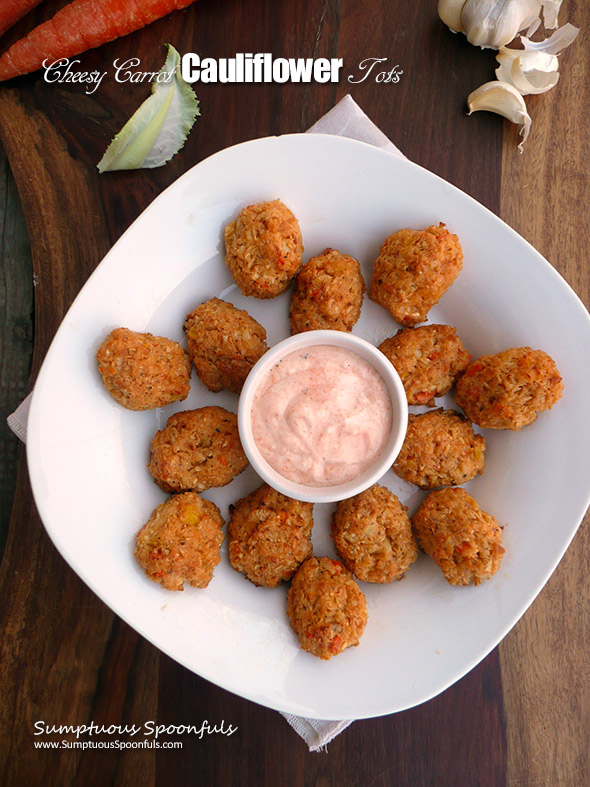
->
251;345;393;486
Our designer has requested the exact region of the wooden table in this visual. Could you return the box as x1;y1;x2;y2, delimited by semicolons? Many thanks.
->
1;0;588;783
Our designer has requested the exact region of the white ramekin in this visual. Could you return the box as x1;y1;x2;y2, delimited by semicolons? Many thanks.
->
238;330;408;503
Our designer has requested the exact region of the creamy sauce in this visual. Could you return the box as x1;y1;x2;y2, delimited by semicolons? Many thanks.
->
251;345;393;486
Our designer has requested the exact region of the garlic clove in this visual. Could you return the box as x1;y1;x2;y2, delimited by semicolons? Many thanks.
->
521;22;580;54
461;0;542;49
438;0;467;32
467;80;532;152
495;49;559;94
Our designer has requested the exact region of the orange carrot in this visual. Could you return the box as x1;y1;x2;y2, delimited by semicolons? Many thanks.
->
0;0;198;81
0;0;44;39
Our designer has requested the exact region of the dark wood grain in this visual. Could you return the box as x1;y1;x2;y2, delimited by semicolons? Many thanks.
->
1;0;586;783
156;647;505;786
497;4;590;783
0;145;32;557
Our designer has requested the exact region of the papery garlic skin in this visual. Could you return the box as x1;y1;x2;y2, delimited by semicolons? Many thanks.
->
438;0;467;32
496;49;559;94
461;0;542;49
541;0;562;29
468;80;532;152
524;16;541;37
521;22;580;53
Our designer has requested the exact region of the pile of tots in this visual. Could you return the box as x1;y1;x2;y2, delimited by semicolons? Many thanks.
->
96;199;563;661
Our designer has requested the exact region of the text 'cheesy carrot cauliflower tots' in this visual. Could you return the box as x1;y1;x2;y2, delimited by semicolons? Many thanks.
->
289;248;365;334
184;298;268;394
393;409;486;489
370;223;463;326
148;406;248;493
455;347;563;430
331;484;418;583
224;199;304;298
135;492;224;591
287;557;368;660
412;488;505;586
96;327;191;411
379;324;471;406
228;483;313;587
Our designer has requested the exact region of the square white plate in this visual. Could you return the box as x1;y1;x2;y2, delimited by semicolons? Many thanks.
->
27;134;590;719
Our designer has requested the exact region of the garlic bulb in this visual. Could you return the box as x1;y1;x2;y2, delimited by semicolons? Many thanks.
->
438;0;569;48
495;49;559;94
467;81;532;152
438;0;467;32
461;0;542;48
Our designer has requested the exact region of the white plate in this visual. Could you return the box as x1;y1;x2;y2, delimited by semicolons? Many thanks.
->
27;134;590;720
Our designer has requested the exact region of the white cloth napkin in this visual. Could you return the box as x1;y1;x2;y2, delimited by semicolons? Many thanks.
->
7;94;403;751
7;394;30;443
